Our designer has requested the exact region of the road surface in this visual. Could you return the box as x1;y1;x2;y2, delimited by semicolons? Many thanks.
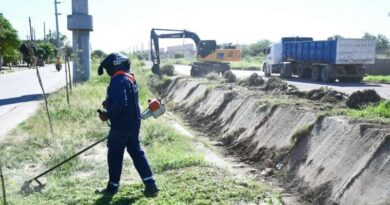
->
174;65;390;99
0;64;71;140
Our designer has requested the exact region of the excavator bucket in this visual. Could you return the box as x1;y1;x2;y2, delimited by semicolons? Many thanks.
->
152;64;162;76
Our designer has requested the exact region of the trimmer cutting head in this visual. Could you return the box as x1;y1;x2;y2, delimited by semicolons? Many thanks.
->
20;179;46;195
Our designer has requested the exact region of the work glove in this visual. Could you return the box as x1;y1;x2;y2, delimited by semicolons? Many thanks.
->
98;111;109;122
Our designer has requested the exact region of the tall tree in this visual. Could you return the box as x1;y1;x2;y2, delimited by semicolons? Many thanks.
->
45;31;68;48
327;35;344;40
362;33;389;49
0;14;21;70
376;34;390;49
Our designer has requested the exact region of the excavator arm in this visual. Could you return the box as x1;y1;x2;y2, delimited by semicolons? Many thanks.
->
150;28;215;75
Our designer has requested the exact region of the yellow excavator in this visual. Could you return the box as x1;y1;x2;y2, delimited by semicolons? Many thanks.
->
150;28;241;77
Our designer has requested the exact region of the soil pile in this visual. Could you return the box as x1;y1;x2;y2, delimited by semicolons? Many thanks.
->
223;71;237;83
306;88;347;104
264;77;288;91
346;89;382;109
238;73;265;87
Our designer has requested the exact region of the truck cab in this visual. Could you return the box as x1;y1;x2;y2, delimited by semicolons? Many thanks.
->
262;43;282;77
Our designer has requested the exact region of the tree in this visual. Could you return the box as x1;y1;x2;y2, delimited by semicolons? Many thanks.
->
36;41;57;62
91;49;107;59
0;14;21;70
362;32;376;39
45;31;68;48
241;40;271;58
327;35;344;40
362;33;389;49
376;34;389;49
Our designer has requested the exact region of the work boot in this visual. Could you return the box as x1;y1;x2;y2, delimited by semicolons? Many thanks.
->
143;183;159;197
95;182;119;196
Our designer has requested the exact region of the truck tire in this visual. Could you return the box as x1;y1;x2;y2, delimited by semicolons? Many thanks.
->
311;67;320;81
321;66;335;83
264;64;271;77
297;64;309;78
280;63;292;78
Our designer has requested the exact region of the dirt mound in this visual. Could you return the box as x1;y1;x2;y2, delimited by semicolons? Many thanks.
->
161;64;175;76
306;88;347;104
206;72;222;81
346;89;382;109
264;77;288;91
239;73;264;87
223;71;237;83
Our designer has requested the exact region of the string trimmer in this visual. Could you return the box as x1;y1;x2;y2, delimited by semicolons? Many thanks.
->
21;99;165;194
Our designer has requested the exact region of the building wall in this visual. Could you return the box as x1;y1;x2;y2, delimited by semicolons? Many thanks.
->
365;58;390;75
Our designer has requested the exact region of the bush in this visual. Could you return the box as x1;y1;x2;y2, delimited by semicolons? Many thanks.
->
161;64;175;76
206;72;222;81
174;53;184;59
91;49;107;59
223;70;237;83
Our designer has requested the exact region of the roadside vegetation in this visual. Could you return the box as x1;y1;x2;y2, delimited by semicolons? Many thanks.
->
346;100;390;122
364;75;390;84
0;56;282;204
231;56;263;70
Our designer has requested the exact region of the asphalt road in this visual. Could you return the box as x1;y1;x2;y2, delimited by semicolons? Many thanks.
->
0;64;71;140
174;65;390;99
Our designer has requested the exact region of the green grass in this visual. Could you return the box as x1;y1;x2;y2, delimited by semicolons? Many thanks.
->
364;75;390;84
346;101;390;122
0;57;282;204
161;57;194;66
160;56;264;71
231;56;263;70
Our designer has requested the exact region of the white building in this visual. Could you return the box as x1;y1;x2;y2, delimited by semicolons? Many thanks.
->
166;44;195;58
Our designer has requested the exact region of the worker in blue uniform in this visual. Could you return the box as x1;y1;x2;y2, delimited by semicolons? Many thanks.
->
97;53;158;196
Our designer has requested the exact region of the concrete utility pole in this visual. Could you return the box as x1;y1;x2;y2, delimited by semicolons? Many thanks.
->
67;0;93;82
54;0;61;49
29;17;33;41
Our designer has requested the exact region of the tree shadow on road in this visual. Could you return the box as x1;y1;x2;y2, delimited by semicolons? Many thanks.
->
0;94;50;106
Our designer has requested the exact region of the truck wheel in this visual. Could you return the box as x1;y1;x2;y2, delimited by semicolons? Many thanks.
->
297;64;308;78
321;67;335;83
280;63;292;78
311;67;320;81
264;65;271;77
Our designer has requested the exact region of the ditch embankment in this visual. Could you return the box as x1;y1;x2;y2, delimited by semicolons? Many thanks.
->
156;76;390;205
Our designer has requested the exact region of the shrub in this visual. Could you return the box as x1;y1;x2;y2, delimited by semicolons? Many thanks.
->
223;70;237;83
161;64;175;76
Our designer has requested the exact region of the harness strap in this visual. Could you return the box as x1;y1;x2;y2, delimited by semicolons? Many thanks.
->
112;70;136;84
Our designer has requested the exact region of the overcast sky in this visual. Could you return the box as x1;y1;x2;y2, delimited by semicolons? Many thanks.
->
1;0;389;53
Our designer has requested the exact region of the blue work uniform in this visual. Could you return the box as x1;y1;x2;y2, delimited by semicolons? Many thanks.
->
105;67;155;188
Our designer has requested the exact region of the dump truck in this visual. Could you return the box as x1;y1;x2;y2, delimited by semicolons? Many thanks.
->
262;37;376;82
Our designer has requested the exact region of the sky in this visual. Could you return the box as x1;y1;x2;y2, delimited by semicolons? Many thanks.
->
0;0;389;53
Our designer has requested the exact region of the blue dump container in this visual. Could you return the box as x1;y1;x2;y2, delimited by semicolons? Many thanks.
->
282;39;376;65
